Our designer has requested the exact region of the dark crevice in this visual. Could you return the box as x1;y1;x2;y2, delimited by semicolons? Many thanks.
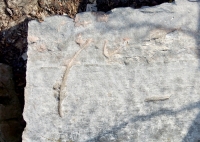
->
0;18;29;108
0;96;11;105
0;18;29;142
0;118;22;123
96;0;174;12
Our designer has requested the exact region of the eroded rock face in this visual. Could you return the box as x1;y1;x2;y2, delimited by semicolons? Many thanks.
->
0;63;23;142
24;0;200;141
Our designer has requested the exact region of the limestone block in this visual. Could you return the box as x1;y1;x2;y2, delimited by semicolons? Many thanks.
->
24;0;200;141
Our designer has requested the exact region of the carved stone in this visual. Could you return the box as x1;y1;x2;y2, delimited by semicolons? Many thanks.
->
24;1;200;141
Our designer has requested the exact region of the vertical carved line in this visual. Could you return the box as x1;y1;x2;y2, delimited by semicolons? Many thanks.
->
58;39;92;117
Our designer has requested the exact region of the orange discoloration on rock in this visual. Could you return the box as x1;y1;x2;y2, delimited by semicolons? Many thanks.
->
28;36;39;43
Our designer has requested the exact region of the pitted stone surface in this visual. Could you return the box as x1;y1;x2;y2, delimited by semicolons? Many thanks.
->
24;1;200;141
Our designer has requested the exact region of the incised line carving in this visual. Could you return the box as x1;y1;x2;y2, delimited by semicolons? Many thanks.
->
58;34;92;117
144;95;172;102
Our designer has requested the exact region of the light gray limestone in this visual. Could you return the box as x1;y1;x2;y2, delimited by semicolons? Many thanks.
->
23;1;200;141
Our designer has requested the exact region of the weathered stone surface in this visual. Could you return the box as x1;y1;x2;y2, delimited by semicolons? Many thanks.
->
0;63;23;142
24;0;200;141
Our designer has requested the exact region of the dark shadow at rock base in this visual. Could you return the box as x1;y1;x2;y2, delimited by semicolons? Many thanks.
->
97;0;174;12
0;19;29;142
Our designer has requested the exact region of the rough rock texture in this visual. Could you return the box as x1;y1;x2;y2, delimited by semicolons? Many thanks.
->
0;63;23;142
0;0;38;30
24;0;200;141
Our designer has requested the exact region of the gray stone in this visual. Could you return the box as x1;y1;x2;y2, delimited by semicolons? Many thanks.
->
23;0;200;141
